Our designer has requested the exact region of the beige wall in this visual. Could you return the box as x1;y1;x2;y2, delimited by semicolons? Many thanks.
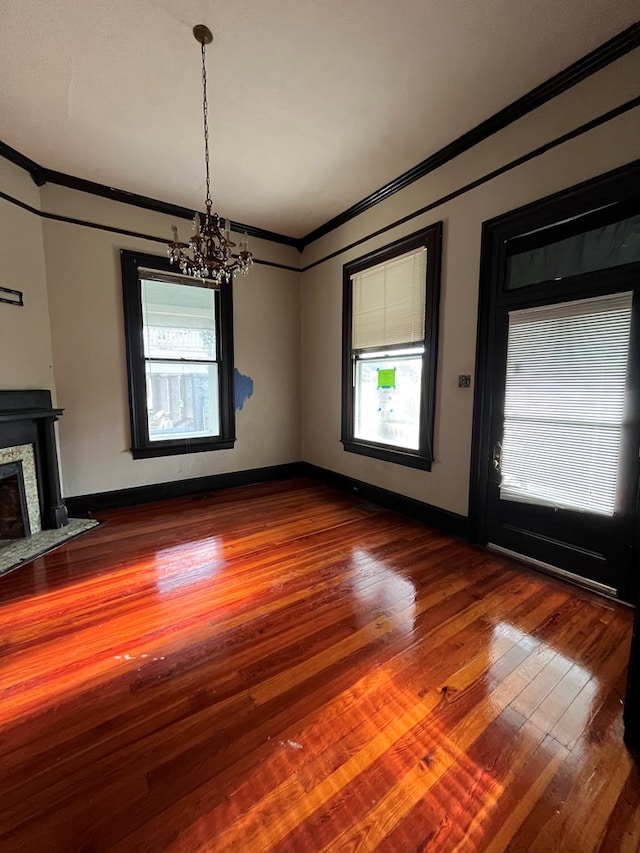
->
40;186;301;497
300;49;640;517
0;159;55;392
1;47;638;507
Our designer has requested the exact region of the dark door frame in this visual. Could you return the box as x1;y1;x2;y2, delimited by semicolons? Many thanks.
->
469;158;640;602
469;159;640;747
625;582;640;748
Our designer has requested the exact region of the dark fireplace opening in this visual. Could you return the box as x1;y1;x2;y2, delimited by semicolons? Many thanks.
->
0;390;68;532
0;461;31;540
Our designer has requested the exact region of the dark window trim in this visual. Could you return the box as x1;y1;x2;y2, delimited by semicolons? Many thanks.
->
341;223;442;471
121;249;236;459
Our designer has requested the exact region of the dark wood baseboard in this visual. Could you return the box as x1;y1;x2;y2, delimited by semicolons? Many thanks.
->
65;460;469;538
65;462;305;515
299;462;469;539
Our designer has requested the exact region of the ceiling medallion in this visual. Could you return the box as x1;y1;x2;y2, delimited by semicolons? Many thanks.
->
168;25;253;283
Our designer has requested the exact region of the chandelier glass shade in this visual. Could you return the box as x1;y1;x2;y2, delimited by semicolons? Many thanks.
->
168;25;253;284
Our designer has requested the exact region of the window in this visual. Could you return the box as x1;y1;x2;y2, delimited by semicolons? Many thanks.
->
500;291;633;516
341;224;442;470
121;250;235;458
505;200;640;291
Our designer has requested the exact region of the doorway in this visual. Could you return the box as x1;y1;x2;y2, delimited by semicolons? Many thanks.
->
471;161;640;603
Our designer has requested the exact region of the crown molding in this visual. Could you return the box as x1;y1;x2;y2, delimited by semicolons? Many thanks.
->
300;98;640;273
0;187;301;273
1;22;638;255
300;21;640;248
0;145;303;251
0;139;47;185
39;168;305;251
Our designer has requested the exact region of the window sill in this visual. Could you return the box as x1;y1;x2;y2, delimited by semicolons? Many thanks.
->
131;438;235;459
341;439;432;471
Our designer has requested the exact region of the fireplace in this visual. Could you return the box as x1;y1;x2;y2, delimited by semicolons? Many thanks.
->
0;461;31;539
0;390;68;532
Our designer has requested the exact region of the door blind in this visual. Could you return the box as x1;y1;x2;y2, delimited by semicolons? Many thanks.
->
352;247;426;350
500;291;633;516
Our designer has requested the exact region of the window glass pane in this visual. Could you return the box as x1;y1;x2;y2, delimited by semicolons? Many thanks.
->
500;292;632;516
141;279;216;359
506;214;640;290
354;355;422;450
145;361;220;441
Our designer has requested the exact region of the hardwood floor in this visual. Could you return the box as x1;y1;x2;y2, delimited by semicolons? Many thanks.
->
0;478;638;852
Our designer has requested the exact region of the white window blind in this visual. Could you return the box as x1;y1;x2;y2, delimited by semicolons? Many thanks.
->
352;248;427;349
500;291;633;516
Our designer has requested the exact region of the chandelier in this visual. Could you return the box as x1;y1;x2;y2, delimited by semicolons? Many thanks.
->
168;24;253;283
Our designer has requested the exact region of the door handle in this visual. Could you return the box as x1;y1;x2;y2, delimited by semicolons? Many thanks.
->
492;442;502;472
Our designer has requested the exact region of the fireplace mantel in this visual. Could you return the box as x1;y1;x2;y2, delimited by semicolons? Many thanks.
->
0;389;63;420
0;391;68;529
0;409;64;423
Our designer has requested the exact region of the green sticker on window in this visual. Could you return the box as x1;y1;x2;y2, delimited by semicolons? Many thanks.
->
377;368;396;389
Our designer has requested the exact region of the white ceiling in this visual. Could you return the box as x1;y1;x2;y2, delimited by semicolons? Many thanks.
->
1;1;638;239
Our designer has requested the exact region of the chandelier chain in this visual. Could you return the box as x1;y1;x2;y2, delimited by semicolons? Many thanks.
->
201;41;211;210
167;23;253;283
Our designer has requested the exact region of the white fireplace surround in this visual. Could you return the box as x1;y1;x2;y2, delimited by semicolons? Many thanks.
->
0;444;41;534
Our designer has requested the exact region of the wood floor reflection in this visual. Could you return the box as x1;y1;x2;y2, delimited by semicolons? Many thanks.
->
0;478;637;851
